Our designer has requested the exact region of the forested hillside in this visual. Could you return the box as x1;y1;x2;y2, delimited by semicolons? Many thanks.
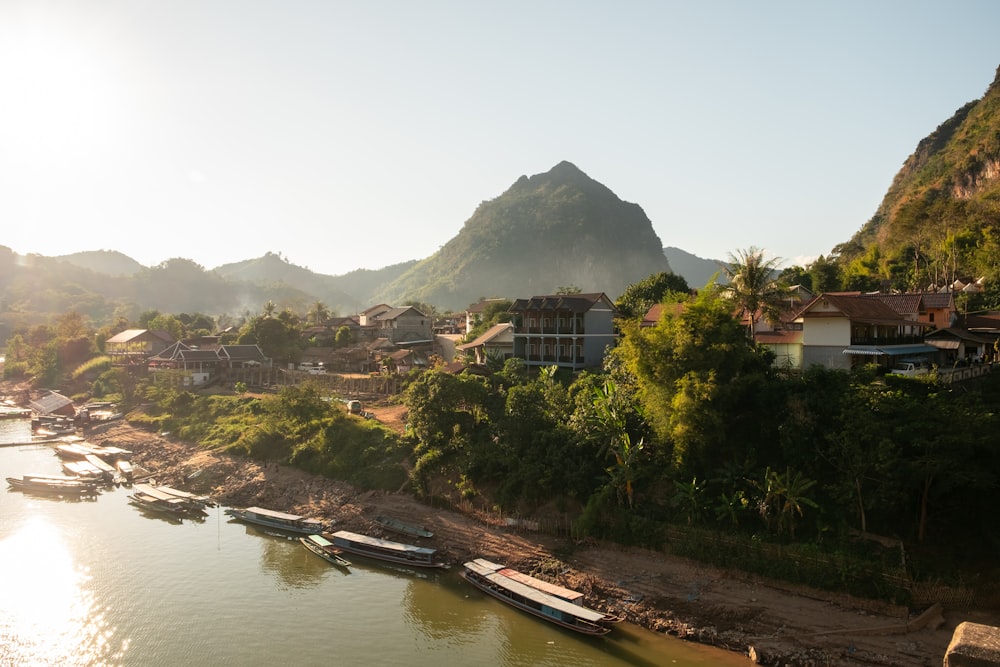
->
834;65;1000;300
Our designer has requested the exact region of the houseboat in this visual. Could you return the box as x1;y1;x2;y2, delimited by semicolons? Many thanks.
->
225;506;325;535
461;560;610;636
328;530;448;569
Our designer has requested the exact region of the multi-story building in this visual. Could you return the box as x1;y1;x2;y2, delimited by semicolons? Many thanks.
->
507;293;617;370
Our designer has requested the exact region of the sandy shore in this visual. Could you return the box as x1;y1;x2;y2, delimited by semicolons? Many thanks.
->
85;419;996;666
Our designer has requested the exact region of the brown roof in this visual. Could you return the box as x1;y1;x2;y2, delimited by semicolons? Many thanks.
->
106;329;174;344
219;345;267;362
863;293;922;316
456;323;513;351
755;330;803;344
466;298;509;314
919;292;955;309
509;292;615;313
797;293;910;326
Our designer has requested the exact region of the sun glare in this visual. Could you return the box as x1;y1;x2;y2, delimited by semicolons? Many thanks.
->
0;518;116;666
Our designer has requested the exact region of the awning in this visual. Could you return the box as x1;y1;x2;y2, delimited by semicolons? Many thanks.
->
926;340;960;350
843;346;883;356
843;344;939;356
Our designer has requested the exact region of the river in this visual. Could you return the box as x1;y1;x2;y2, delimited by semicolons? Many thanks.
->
0;419;745;666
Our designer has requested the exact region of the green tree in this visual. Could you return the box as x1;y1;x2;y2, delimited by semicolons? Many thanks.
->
334;326;354;347
614;285;775;474
615;272;691;320
589;379;644;508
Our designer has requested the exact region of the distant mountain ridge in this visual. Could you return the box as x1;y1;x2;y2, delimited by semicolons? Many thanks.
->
662;247;723;288
2;161;699;325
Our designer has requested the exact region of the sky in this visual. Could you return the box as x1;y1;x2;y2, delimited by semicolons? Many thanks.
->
2;2;999;276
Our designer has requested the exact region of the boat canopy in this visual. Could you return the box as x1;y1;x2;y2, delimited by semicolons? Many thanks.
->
463;560;606;623
246;506;319;523
471;558;585;604
331;530;437;557
306;534;335;548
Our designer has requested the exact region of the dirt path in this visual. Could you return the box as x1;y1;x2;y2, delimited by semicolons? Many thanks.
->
85;419;996;666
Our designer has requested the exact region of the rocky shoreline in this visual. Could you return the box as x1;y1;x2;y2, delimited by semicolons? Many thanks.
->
85;419;992;666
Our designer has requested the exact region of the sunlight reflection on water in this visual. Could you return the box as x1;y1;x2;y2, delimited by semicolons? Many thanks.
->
0;518;117;666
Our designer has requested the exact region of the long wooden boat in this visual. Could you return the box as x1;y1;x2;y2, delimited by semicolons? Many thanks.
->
375;514;434;538
461;560;611;636
299;534;352;568
469;558;621;625
225;506;325;535
132;483;208;514
7;474;100;494
53;441;132;462
151;483;215;507
328;530;448;569
128;491;201;518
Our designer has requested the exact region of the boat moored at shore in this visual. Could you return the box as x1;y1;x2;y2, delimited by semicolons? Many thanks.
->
300;534;352;568
468;558;621;625
328;530;447;569
375;514;434;538
6;474;101;495
461;560;611;636
225;506;325;535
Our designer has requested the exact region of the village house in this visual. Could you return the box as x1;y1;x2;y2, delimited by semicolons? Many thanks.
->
146;341;270;386
507;293;618;371
106;329;174;367
368;306;434;346
794;292;939;371
464;298;509;335
456;322;514;366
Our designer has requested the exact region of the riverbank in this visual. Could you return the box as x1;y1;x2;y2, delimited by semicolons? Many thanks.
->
85;419;993;666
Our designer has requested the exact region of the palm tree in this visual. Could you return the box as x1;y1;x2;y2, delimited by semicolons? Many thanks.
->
308;301;330;326
722;247;786;338
262;300;277;318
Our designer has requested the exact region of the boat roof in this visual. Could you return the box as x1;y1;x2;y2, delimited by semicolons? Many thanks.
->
246;506;322;524
133;484;187;503
24;473;86;481
306;534;334;547
463;561;605;622
470;559;584;603
154;484;206;501
331;530;437;556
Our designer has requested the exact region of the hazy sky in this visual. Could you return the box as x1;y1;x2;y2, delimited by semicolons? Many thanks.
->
2;2;999;276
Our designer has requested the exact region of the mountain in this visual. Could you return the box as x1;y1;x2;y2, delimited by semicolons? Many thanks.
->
214;252;363;314
55;250;145;276
371;161;672;310
663;247;724;288
835;65;1000;292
